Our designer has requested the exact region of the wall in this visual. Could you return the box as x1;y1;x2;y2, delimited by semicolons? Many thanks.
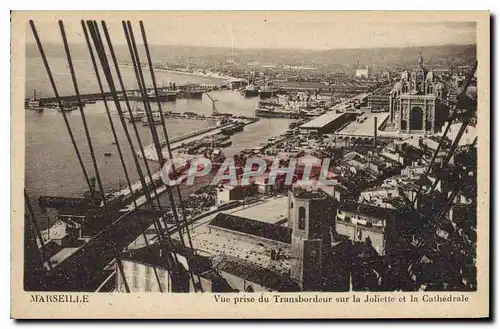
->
208;225;290;251
335;221;386;255
216;187;241;204
116;260;172;293
335;209;388;255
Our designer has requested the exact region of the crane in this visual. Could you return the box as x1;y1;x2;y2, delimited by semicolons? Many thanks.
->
204;92;219;116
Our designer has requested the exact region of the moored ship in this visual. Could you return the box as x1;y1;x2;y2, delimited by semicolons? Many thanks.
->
25;89;44;113
243;84;260;97
259;85;279;99
127;105;145;122
142;111;163;126
254;107;299;119
220;122;245;135
126;89;177;102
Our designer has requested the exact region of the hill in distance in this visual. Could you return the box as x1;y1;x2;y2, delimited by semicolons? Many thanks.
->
26;43;476;70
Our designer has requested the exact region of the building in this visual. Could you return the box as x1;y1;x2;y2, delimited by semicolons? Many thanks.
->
272;80;331;93
208;212;291;251
299;111;356;134
115;243;233;293
367;95;390;112
335;201;399;255
211;254;299;292
355;66;372;79
215;183;256;204
288;188;333;290
388;54;449;134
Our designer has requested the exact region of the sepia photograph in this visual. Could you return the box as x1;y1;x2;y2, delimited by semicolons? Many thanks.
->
10;10;490;318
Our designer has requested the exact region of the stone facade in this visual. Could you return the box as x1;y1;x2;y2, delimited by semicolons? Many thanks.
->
389;54;448;134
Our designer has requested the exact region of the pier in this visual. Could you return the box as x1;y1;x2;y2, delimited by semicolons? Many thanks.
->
138;118;259;162
29;85;219;105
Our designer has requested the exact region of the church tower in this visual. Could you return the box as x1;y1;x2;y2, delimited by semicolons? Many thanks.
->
288;188;333;291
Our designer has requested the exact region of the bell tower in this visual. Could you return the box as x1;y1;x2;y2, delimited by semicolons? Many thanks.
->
288;188;333;291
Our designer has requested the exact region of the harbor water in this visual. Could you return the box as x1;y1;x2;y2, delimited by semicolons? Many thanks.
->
24;56;292;228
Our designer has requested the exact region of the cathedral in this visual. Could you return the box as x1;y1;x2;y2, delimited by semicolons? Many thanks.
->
388;54;449;134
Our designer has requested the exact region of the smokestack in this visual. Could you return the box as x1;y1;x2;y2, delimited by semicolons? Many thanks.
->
373;117;378;149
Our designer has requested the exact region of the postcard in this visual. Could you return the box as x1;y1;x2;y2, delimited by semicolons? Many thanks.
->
11;10;490;319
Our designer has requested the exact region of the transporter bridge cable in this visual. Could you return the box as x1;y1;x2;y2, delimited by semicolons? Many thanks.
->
124;20;202;291
91;20;191;292
59;20;107;206
139;20;203;290
88;20;182;291
82;20;164;293
29;20;94;200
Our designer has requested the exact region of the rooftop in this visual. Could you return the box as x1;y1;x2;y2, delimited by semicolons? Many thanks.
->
118;242;213;276
209;212;292;244
292;186;330;200
273;80;328;90
336;112;389;136
340;201;399;220
212;254;299;292
300;111;348;129
229;196;288;224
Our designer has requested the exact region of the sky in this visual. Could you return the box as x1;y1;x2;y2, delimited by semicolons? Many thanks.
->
25;12;477;50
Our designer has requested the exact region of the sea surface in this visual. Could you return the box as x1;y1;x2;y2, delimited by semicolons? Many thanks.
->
24;55;292;228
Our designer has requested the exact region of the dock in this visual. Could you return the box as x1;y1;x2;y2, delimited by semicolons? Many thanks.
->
138;118;259;162
30;85;219;105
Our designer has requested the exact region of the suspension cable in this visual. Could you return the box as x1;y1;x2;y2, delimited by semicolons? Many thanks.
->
124;20;199;291
88;20;167;249
58;20;106;205
28;20;93;197
94;20;168;238
139;20;203;290
139;21;198;257
97;20;173;240
94;22;164;212
89;20;186;292
124;21;187;247
82;20;164;292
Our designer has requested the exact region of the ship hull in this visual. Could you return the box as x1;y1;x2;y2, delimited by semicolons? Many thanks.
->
128;116;143;123
259;90;278;99
177;90;203;99
255;109;299;119
244;89;259;97
126;94;177;102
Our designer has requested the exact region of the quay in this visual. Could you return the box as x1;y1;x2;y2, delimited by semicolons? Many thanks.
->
138;117;259;162
30;85;220;104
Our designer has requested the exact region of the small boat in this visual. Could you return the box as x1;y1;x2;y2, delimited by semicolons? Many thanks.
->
25;89;45;112
142;111;162;126
128;108;145;122
59;106;78;112
216;140;232;148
